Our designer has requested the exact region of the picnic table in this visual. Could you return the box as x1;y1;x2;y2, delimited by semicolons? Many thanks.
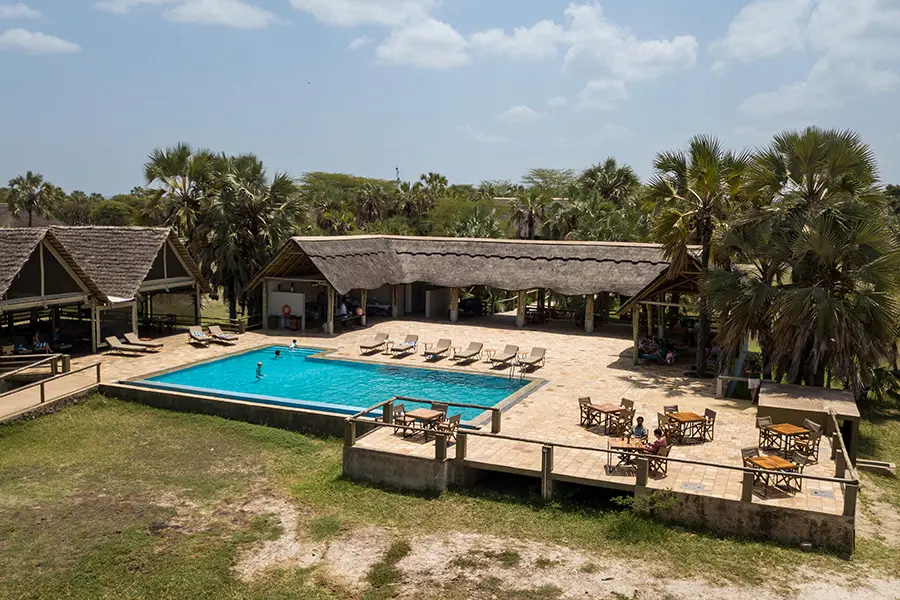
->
764;423;809;457
607;438;646;473
746;454;798;497
593;403;624;435
405;408;444;440
667;411;706;444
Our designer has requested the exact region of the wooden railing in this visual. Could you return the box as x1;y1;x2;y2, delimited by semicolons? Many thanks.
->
0;354;70;381
829;409;859;482
345;409;859;516
0;363;100;419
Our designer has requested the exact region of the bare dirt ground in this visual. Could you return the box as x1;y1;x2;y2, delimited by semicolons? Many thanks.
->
229;494;900;600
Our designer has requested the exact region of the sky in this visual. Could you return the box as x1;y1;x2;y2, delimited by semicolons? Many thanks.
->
1;0;899;195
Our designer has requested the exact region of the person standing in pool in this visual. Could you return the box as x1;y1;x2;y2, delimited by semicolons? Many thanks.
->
290;340;297;351
274;350;281;359
256;362;264;379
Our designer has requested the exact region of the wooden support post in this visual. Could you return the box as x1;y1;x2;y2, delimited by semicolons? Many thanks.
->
537;288;546;322
599;291;609;324
61;354;71;373
843;483;858;517
39;242;45;298
635;457;649;487
584;294;595;334
194;283;201;325
326;285;335;335
391;286;400;318
455;432;467;461
831;433;839;461
491;410;501;434
435;434;448;461
261;279;268;329
344;420;357;447
541;445;554;500
657;298;665;339
516;291;526;328
382;400;393;425
632;306;640;366
646;303;652;335
40;382;45;404
716;376;724;398
90;306;98;354
835;449;846;479
449;287;459;323
360;289;368;326
741;472;755;502
132;302;139;335
51;356;58;376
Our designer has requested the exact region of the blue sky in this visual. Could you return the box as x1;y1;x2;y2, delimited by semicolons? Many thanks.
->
1;0;899;195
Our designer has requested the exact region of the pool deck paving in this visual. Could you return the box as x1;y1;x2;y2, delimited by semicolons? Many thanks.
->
56;315;847;517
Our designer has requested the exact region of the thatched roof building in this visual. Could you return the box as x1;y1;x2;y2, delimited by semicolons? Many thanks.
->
249;235;676;296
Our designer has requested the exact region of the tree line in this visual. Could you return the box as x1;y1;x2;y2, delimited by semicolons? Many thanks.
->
4;128;900;406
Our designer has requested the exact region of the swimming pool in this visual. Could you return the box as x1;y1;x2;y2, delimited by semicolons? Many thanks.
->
136;346;531;422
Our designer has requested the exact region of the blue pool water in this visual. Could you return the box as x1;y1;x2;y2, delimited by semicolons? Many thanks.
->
141;347;529;422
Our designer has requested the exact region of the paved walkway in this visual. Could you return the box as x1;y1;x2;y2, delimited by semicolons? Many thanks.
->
67;315;846;515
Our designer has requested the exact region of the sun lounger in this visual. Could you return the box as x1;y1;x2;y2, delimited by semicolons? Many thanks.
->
105;336;148;356
390;335;418;356
490;345;519;368
208;325;239;342
359;332;389;354
124;332;163;351
425;338;452;360
207;325;237;345
453;342;483;363
188;326;211;347
517;347;546;371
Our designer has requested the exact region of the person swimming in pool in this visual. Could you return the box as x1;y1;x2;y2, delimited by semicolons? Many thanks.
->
256;362;264;379
274;350;281;359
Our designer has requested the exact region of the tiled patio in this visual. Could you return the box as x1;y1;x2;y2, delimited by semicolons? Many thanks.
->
64;314;846;516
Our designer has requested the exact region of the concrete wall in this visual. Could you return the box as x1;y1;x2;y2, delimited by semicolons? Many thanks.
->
343;445;449;492
101;383;375;439
638;487;855;555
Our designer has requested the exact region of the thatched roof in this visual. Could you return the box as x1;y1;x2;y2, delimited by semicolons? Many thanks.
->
0;228;48;298
47;227;210;300
249;235;682;296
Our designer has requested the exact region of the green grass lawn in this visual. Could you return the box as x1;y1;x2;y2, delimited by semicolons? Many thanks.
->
858;409;900;506
0;396;897;599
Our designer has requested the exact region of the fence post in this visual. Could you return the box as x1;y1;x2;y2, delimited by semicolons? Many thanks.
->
62;355;71;373
382;400;393;425
51;356;58;376
541;445;554;500
835;449;846;479
635;457;649;487
843;483;858;517
741;472;755;502
435;434;448;461
715;377;723;398
491;410;501;434
96;363;101;383
344;420;357;447
40;381;46;404
831;433;839;460
455;432;467;462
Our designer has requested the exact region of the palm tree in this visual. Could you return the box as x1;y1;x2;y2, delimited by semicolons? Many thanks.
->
199;156;302;319
647;135;751;376
7;171;62;226
579;158;640;206
143;142;216;250
358;183;387;225
454;205;504;238
509;190;548;239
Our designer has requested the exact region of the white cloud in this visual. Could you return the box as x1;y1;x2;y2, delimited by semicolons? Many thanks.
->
546;96;568;108
713;0;811;64
458;125;507;145
289;0;435;27
348;35;373;50
561;3;697;81
498;105;544;123
375;18;469;69
96;0;279;28
577;79;627;110
469;20;564;60
0;3;40;18
0;28;81;54
739;58;899;119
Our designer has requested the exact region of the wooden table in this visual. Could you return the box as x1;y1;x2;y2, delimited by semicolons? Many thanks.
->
594;403;624;435
382;341;394;356
746;455;799;497
484;348;497;363
607;438;646;473
451;346;462;358
667;412;706;444
765;423;809;457
405;408;444;440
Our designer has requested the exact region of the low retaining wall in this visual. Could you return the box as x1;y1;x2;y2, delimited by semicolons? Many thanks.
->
638;487;855;555
101;383;375;439
343;445;450;492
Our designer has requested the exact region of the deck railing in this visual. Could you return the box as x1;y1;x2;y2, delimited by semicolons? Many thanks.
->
0;354;70;381
345;407;859;516
0;363;100;420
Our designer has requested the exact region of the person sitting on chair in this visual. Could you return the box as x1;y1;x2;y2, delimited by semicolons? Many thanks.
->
643;428;668;455
632;416;649;440
32;331;49;353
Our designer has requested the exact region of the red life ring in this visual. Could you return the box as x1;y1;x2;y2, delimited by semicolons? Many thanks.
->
281;304;292;316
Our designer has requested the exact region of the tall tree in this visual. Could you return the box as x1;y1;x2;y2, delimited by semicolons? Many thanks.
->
508;190;548;239
56;190;98;225
521;168;576;196
578;158;640;205
7;171;62;226
647;135;750;376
